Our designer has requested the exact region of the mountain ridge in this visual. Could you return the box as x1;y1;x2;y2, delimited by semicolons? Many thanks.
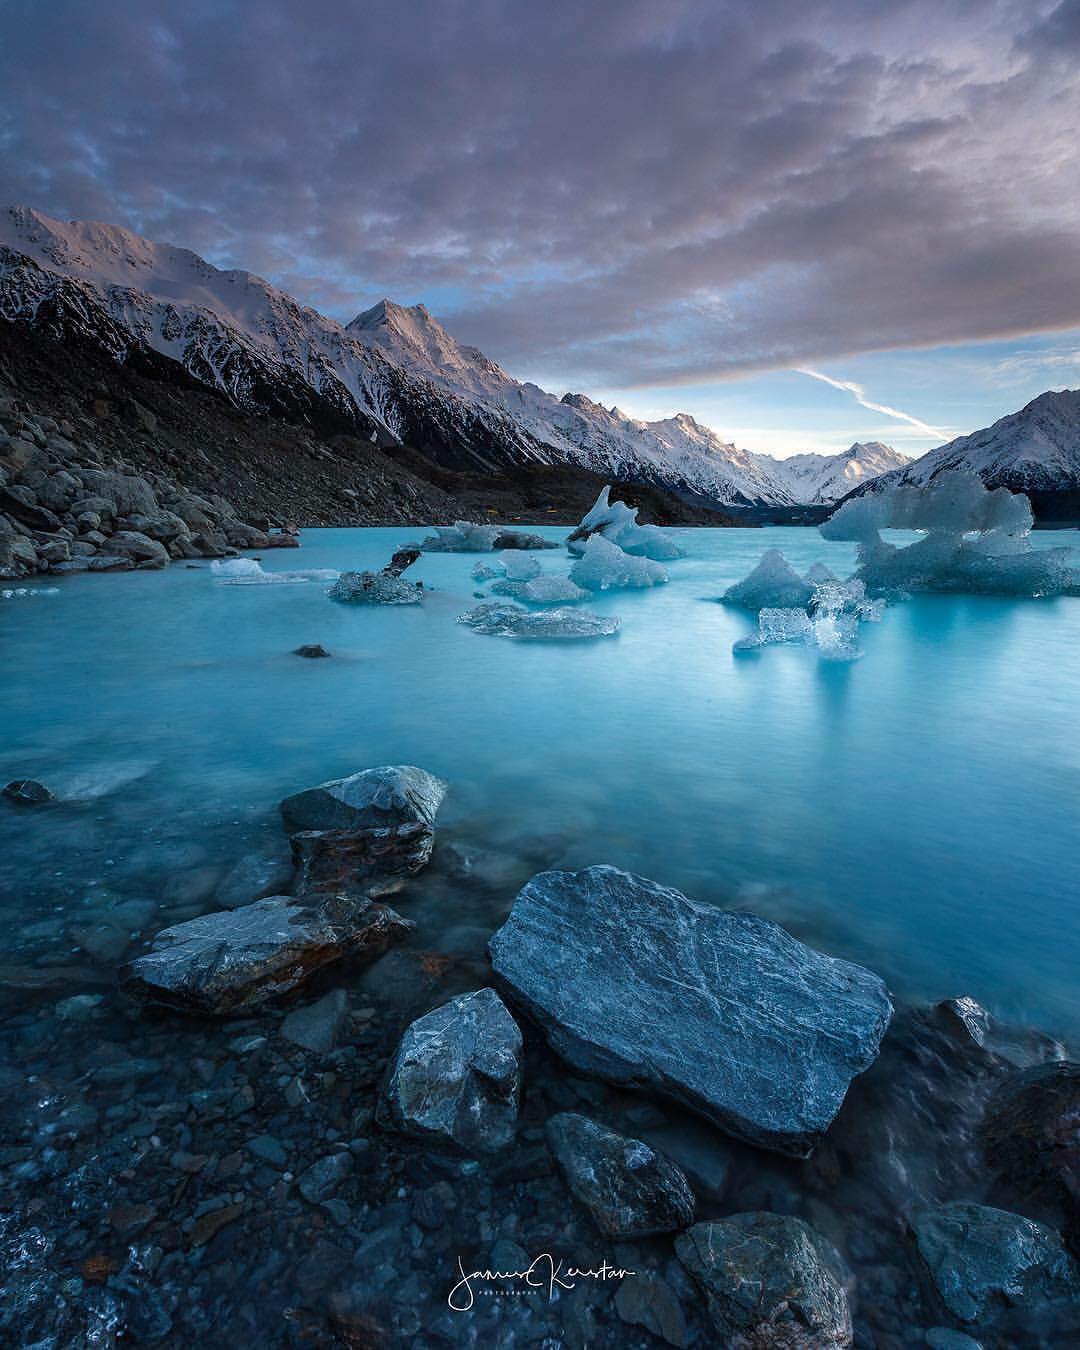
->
0;206;904;510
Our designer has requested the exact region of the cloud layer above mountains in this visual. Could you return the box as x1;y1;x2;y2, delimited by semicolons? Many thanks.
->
2;0;1079;388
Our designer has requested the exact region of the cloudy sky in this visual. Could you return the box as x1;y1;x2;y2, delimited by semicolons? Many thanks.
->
3;0;1080;455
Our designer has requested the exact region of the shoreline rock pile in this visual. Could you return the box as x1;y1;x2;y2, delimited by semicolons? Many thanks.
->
0;396;296;578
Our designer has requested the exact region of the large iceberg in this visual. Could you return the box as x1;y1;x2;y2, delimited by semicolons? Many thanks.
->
821;470;1078;598
721;549;814;610
210;558;339;585
570;534;669;591
567;486;685;561
457;601;619;640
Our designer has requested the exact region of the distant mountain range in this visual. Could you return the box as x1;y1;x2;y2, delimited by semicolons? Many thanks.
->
2;206;1078;522
0;206;908;510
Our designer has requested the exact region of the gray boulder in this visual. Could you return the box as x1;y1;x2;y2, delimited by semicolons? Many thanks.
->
488;866;891;1156
79;469;158;517
910;1202;1080;1325
545;1112;695;1238
282;988;350;1053
103;530;170;567
675;1214;853;1348
35;470;81;513
121;893;413;1014
0;485;62;533
378;988;522;1154
281;764;447;835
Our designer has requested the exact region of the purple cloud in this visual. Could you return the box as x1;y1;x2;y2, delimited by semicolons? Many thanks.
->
1;0;1078;387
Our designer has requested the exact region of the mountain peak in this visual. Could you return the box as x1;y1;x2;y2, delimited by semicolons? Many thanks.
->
349;297;434;332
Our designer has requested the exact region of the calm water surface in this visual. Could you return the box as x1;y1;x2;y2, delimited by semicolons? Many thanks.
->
3;524;1080;1037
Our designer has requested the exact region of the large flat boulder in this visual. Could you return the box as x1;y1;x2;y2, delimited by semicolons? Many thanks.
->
546;1112;695;1238
676;1214;853;1348
377;988;522;1154
122;893;412;1014
280;764;447;835
488;866;892;1156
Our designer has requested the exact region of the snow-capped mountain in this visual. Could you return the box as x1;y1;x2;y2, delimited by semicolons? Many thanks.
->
0;206;900;508
755;441;909;504
890;390;1080;493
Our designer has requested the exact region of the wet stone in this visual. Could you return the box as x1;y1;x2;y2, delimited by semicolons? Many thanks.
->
545;1112;695;1238
298;1151;354;1204
676;1213;853;1348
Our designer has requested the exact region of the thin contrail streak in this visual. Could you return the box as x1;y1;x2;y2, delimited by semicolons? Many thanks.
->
795;367;946;440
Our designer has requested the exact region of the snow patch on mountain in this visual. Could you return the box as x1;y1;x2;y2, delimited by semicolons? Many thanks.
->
756;441;910;504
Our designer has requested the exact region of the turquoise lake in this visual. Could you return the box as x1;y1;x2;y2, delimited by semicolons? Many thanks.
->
3;524;1080;1039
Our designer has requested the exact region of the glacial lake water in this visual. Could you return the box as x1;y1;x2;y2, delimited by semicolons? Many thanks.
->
3;524;1080;1041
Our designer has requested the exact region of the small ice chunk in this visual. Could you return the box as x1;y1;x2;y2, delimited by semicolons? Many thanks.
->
490;578;527;599
416;521;503;552
210;557;262;578
567;486;685;560
210;558;339;586
457;602;619;640
328;571;422;604
471;562;500;581
570;534;669;590
521;575;589;604
722;549;814;610
499;552;542;581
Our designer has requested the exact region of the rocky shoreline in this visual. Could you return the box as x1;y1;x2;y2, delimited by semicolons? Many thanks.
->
2;762;1078;1347
0;395;302;580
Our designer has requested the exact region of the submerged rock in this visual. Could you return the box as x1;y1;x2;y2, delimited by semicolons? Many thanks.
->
675;1213;853;1347
121;893;413;1014
545;1112;695;1238
488;866;892;1156
280;765;447;836
910;1201;1080;1325
281;988;350;1053
215;850;295;909
291;821;436;898
2;778;53;806
979;1061;1080;1241
293;644;331;658
378;988;522;1154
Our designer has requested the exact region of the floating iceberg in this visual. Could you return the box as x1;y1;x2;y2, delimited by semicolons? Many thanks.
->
821;470;1078;598
457;601;619;640
2;587;59;599
734;579;883;662
567;486;685;560
415;521;557;553
805;561;839;586
570;534;669;591
499;552;542;581
471;562;500;581
721;549;814;610
490;574;589;604
210;558;339;586
329;547;423;604
416;521;503;552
